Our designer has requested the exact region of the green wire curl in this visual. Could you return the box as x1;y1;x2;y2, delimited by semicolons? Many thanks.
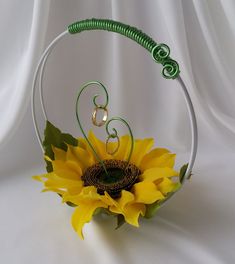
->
105;117;134;164
76;81;134;176
76;81;109;174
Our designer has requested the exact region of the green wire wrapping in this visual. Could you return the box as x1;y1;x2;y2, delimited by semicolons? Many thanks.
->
68;18;180;79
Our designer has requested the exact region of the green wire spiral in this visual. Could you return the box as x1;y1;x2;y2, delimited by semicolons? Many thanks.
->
76;81;134;176
68;18;180;79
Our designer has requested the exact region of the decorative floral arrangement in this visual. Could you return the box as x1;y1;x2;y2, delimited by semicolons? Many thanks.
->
33;81;188;239
32;19;197;240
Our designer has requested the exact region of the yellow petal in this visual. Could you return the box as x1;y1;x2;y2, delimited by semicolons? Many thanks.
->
140;148;176;171
78;138;96;158
104;190;134;210
140;167;178;182
45;178;83;195
109;202;145;227
133;181;164;204
52;146;67;161
102;192;118;207
116;190;135;209
51;160;80;180
65;160;83;176
106;190;145;227
76;139;88;150
34;173;83;195
71;200;107;239
87;131;112;161
158;177;179;195
64;186;101;205
32;175;44;182
41;188;65;195
80;186;101;199
130;138;154;166
44;173;81;186
121;203;145;227
66;145;94;172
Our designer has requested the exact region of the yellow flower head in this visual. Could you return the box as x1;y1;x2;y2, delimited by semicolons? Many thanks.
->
34;130;179;239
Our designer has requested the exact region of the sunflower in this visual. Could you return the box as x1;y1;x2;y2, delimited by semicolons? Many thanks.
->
34;124;179;239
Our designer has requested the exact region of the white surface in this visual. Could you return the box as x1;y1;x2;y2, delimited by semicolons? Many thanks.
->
0;0;235;263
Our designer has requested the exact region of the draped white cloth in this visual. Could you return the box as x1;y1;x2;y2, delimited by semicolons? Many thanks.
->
0;0;235;263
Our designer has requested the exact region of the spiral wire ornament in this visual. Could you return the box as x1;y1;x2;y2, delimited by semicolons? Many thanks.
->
75;81;135;175
106;132;120;155
31;18;198;206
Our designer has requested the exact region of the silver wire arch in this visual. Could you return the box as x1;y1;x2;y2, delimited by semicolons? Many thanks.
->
31;29;198;187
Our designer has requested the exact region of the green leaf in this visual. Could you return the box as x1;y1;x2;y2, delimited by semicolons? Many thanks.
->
62;133;78;146
43;121;78;172
144;202;161;219
179;163;188;183
116;214;126;229
45;160;53;173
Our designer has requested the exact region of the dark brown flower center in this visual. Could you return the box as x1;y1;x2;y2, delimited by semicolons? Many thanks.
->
81;160;141;198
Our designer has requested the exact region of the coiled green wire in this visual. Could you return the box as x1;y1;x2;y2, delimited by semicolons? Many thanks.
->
68;18;180;79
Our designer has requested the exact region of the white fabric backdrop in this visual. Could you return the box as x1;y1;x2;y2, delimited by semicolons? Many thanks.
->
0;0;235;263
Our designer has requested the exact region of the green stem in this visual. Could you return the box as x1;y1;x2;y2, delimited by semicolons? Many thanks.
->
76;81;109;175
